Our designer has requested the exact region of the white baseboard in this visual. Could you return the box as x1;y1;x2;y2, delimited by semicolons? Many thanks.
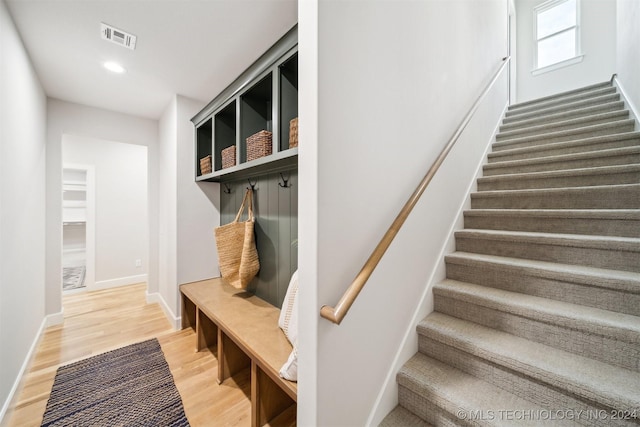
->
0;312;53;424
89;274;148;291
146;291;181;330
613;76;640;130
45;309;64;327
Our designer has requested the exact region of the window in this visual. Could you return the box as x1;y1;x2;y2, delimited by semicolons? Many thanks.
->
534;0;580;70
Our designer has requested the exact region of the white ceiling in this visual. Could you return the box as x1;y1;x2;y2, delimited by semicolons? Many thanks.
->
5;0;298;119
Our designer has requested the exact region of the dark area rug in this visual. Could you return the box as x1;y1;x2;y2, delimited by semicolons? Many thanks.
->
41;338;190;427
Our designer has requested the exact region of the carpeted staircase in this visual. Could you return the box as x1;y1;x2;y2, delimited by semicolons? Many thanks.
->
381;81;640;426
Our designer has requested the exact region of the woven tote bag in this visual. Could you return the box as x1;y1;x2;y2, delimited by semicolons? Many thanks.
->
214;188;260;289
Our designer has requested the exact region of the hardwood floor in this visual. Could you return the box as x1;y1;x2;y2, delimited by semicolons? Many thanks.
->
3;284;251;427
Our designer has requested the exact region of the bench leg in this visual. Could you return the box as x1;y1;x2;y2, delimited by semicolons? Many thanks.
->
181;294;197;331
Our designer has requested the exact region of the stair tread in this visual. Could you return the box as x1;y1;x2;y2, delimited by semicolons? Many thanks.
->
464;208;640;220
496;110;629;140
445;252;640;293
508;82;616;112
500;101;625;131
485;145;640;171
504;93;621;123
455;228;640;251
489;131;640;157
471;182;640;197
477;163;640;183
399;353;566;426
379;405;433;427
434;279;640;342
495;119;635;146
418;313;640;410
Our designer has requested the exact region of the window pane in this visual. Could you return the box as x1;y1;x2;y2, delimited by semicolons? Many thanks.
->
538;28;576;68
537;0;576;39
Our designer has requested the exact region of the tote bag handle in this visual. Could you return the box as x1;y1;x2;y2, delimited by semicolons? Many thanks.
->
234;188;255;223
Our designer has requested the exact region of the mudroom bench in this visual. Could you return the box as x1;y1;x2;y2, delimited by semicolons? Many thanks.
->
180;278;296;427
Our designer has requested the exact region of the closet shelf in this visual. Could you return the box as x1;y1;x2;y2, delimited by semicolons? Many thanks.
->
63;221;86;225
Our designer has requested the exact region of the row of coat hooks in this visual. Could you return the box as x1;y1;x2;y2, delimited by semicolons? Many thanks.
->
222;173;291;194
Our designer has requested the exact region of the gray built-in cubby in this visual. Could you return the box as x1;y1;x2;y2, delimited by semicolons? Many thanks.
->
279;52;298;152
192;25;298;309
192;25;297;182
214;101;236;171
196;118;212;175
240;74;273;163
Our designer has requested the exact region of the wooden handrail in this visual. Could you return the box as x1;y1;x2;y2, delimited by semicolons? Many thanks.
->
320;57;511;325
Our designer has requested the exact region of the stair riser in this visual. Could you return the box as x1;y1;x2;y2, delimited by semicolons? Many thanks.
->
463;213;640;238
493;123;636;151
445;259;640;316
470;186;640;209
483;151;640;176
503;94;621;124
434;295;640;372
477;170;640;191
506;87;617;116
417;338;634;427
397;386;465;427
500;102;625;132
496;113;629;141
488;137;640;163
454;235;640;272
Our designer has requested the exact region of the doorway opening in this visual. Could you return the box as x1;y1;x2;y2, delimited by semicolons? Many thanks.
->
62;165;95;293
61;134;148;295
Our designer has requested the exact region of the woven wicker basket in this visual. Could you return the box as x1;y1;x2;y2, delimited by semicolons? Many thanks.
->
221;146;236;169
246;130;273;162
199;155;212;175
289;117;298;148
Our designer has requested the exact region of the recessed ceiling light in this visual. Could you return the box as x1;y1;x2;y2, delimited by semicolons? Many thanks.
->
103;61;126;74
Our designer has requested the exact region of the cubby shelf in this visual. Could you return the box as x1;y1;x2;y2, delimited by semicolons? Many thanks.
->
196;147;297;182
193;25;298;183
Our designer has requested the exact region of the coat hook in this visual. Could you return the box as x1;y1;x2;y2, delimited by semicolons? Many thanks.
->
247;178;257;191
278;172;291;188
222;183;232;194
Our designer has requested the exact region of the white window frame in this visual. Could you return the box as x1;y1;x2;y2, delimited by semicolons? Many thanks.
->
532;0;583;75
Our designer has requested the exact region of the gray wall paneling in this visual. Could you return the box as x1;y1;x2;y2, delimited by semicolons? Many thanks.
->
219;168;298;308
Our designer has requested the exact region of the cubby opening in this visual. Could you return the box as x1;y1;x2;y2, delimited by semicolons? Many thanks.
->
196;118;212;176
214;101;237;171
279;53;298;151
240;73;273;163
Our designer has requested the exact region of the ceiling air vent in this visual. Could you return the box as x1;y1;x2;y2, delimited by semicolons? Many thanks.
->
101;23;136;50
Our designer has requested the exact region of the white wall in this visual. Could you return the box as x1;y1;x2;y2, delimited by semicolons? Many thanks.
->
516;0;617;102
158;99;178;325
46;99;159;317
175;95;219;287
0;0;47;418
616;0;640;118
62;135;148;288
157;94;219;327
298;1;509;425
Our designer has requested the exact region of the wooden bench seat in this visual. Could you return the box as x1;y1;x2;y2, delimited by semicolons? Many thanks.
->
180;278;296;427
